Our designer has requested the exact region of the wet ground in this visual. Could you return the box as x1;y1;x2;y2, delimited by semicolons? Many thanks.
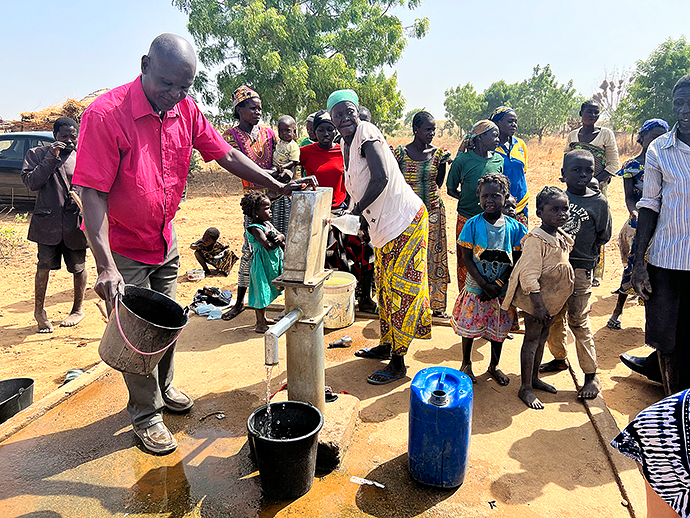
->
0;308;645;518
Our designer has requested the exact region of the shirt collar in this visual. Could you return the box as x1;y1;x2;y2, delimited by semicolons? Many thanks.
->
131;75;181;121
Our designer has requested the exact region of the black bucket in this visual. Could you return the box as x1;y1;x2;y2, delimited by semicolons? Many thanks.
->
247;401;324;500
98;285;189;376
0;378;34;424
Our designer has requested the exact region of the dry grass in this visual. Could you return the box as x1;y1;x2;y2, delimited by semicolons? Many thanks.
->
186;129;639;202
186;162;244;199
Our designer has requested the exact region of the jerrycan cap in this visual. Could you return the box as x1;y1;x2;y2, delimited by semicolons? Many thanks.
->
429;389;448;407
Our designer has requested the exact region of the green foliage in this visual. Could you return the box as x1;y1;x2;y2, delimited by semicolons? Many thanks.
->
482;80;519;118
616;37;690;130
511;65;578;141
444;66;577;140
174;0;429;129
443;83;487;132
0;213;27;260
403;107;426;128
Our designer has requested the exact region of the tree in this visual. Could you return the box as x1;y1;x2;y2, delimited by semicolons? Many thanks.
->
512;65;578;141
617;37;690;130
403;107;426;128
173;0;429;128
482;80;519;118
443;83;486;133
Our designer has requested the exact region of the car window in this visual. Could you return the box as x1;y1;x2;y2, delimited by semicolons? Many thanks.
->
0;138;27;161
32;138;55;149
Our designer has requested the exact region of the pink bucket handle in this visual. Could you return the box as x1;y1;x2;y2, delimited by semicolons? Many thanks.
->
114;294;184;356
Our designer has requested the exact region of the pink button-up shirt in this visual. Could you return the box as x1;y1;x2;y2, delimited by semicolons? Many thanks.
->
73;76;231;264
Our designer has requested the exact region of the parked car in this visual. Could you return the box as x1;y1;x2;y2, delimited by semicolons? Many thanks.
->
0;131;55;206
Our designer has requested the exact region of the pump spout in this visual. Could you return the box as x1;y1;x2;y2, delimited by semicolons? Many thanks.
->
264;308;304;366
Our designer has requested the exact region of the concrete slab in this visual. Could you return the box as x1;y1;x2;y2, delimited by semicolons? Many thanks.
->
0;310;644;517
272;390;361;472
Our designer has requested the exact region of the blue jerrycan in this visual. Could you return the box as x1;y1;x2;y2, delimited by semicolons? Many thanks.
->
408;366;473;488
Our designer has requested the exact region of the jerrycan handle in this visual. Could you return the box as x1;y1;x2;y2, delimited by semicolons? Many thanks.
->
429;372;449;407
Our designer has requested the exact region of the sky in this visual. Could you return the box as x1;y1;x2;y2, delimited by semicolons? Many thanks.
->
3;0;689;123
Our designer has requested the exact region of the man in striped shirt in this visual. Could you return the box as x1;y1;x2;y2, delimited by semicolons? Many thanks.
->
633;73;690;396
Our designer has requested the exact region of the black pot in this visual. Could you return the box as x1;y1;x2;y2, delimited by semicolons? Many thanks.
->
0;378;34;424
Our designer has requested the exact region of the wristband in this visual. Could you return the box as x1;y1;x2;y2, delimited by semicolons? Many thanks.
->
495;279;504;288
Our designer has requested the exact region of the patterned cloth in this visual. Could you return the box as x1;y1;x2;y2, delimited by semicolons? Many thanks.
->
456;213;470;287
270;196;291;237
488;106;515;123
617;159;645;295
224;125;276;193
457;120;498;154
247;222;283;309
376;206;431;355
193;239;238;275
451;291;513;342
231;85;260;109
611;389;690;518
394;145;451;312
452;214;525;342
495;136;529;220
565;127;620;177
325;206;375;292
638;124;690;270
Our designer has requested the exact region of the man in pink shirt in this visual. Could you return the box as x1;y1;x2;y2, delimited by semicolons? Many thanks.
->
73;33;314;454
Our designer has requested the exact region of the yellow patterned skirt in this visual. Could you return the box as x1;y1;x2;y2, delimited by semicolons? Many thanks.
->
375;206;432;355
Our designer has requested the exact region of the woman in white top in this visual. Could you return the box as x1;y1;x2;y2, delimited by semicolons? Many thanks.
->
327;89;432;385
565;99;620;187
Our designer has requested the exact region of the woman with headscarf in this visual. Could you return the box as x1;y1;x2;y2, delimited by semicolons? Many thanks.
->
328;89;431;385
394;110;452;318
222;85;280;321
490;106;529;225
607;118;669;330
300;110;376;311
446;119;503;287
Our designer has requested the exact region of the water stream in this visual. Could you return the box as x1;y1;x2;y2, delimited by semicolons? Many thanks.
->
265;365;274;437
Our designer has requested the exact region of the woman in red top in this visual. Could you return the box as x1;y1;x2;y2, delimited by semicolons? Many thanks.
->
301;110;376;313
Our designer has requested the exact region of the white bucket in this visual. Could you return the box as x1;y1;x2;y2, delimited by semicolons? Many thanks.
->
323;272;356;329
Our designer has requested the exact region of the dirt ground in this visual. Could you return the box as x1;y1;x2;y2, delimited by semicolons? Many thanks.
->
0;135;663;430
0;134;669;517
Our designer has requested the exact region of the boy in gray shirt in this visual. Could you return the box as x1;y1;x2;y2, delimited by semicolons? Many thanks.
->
540;150;612;399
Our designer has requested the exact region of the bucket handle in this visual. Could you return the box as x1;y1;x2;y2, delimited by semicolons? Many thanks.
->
114;295;186;356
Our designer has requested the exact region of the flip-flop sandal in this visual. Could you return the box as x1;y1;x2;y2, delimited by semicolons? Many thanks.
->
367;370;406;385
606;317;622;330
432;311;451;319
354;347;392;360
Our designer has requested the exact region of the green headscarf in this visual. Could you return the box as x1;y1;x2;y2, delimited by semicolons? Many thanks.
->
327;89;359;112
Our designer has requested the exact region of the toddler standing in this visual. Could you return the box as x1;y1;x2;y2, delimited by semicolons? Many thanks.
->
503;187;574;409
451;173;526;385
539;150;612;399
242;192;285;333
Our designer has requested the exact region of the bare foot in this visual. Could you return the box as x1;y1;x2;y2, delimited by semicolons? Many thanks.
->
518;387;544;409
539;359;568;373
532;378;557;394
222;303;244;321
254;323;269;334
578;374;601;399
460;363;476;384
35;310;53;333
488;365;510;386
60;310;85;327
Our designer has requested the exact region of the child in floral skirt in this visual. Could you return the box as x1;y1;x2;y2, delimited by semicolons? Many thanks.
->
451;173;526;385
